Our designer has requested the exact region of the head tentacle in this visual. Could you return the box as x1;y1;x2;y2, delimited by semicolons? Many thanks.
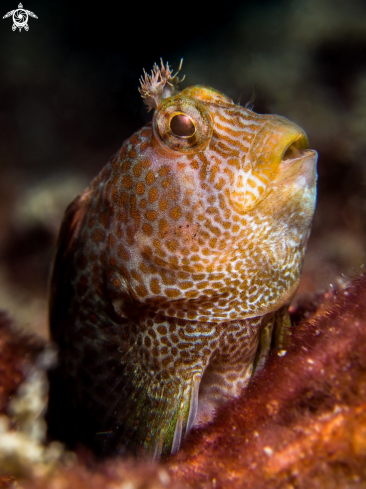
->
139;58;185;111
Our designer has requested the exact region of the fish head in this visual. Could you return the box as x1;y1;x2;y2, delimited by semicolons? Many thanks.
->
66;71;319;323
112;83;317;320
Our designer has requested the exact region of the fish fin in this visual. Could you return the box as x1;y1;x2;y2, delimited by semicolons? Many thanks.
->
49;190;92;342
94;364;202;459
253;306;292;375
252;313;275;374
98;366;180;458
170;400;185;455
272;305;292;350
170;372;201;455
186;373;200;435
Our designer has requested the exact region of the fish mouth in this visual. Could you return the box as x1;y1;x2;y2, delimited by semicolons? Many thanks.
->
276;134;317;187
281;133;310;161
230;121;317;210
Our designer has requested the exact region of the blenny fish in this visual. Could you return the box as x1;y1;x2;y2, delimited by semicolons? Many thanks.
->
49;60;317;458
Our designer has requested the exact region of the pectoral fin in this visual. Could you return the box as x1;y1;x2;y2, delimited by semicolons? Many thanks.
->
97;367;202;459
169;373;201;455
253;306;291;374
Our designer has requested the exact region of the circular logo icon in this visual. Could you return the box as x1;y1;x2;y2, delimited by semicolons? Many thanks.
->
12;8;28;30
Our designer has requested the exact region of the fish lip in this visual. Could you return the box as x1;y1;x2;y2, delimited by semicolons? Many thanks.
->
276;149;318;187
280;148;316;165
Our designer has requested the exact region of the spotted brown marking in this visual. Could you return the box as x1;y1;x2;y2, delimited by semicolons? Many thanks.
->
146;171;155;185
49;59;317;459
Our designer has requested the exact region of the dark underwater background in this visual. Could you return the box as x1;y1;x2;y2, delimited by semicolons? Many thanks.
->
0;0;365;337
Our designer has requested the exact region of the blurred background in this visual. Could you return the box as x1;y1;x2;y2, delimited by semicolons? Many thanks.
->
0;0;365;337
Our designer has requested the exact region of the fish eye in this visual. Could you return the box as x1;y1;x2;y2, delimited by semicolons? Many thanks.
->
153;95;213;154
170;113;196;138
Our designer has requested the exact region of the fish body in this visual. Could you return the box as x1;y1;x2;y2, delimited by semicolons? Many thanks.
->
49;61;317;457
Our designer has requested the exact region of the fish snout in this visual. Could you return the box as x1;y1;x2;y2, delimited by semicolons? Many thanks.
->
250;116;310;175
231;117;313;209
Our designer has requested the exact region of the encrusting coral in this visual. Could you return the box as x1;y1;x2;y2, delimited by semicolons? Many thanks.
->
0;313;44;416
1;274;366;487
0;314;66;485
171;273;366;488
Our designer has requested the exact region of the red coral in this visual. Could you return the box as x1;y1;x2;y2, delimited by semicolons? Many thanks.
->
169;274;366;487
0;312;44;414
0;312;46;488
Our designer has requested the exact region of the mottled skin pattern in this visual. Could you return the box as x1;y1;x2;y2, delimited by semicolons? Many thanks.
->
49;62;317;458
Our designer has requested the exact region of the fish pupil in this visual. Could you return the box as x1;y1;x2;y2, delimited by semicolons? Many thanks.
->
170;113;195;137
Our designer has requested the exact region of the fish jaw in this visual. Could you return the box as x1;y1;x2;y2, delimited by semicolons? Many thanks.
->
243;148;318;314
